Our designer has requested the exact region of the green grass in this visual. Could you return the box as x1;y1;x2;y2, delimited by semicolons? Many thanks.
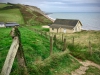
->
19;5;52;25
25;26;100;65
0;27;80;75
27;11;52;25
84;66;100;75
27;25;49;32
29;51;80;75
0;3;11;8
51;30;100;65
0;28;12;72
0;8;24;24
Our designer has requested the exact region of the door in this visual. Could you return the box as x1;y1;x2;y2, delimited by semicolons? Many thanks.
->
64;29;66;33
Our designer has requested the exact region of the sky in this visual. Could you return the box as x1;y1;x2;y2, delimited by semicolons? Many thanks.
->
0;0;100;12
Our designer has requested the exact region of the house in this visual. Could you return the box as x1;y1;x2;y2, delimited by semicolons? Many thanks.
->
5;22;19;27
0;22;5;27
50;19;82;33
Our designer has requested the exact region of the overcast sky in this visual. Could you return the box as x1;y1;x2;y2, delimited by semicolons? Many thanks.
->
0;0;100;12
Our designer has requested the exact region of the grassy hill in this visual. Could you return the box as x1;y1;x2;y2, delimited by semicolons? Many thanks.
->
53;30;100;65
0;9;24;24
0;3;53;25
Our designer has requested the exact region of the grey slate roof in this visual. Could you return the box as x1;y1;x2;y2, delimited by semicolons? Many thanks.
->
5;22;19;27
50;19;82;29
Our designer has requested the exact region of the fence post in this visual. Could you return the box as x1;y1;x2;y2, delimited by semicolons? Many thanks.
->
89;41;92;55
1;27;29;75
53;34;56;46
73;37;74;45
50;36;53;55
62;34;63;42
62;38;67;51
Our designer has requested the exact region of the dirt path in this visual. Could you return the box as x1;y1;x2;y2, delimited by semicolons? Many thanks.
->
71;59;100;75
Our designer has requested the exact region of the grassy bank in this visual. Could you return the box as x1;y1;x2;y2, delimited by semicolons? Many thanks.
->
46;30;100;65
0;6;24;24
0;3;52;25
0;27;80;75
27;26;100;65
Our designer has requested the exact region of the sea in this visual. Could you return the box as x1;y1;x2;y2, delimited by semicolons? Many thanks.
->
48;12;100;30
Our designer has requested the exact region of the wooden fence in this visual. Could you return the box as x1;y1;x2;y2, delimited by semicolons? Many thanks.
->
1;27;28;75
28;28;67;55
28;28;93;55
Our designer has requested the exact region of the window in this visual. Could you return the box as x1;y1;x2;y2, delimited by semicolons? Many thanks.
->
52;28;54;30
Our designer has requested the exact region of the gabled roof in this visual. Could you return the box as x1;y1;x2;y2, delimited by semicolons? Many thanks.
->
50;19;82;29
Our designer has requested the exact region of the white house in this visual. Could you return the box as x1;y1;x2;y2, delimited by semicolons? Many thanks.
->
50;19;82;33
0;22;5;27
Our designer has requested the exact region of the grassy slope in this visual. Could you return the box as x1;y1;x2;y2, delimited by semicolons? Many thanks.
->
46;29;100;65
0;3;10;8
0;4;24;24
19;5;52;25
0;3;52;25
0;9;24;24
29;11;53;25
0;27;80;75
65;31;100;65
24;25;100;65
29;26;100;65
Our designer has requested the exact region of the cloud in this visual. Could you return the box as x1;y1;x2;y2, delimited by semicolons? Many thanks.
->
0;0;100;12
42;1;65;5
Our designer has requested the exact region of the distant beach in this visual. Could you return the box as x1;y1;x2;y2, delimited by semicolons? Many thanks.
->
48;12;100;30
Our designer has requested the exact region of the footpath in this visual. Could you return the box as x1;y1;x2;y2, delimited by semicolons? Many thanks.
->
71;59;100;75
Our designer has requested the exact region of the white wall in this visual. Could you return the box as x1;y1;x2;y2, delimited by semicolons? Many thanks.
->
0;24;5;27
50;28;73;33
73;21;82;32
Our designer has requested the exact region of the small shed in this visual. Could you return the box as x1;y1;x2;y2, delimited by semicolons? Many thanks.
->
50;19;82;33
0;22;5;27
5;22;19;27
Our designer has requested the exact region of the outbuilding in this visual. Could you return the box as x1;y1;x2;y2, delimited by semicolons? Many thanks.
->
5;22;19;27
0;22;5;27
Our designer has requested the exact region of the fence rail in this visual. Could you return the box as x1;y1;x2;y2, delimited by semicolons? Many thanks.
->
1;37;19;75
0;27;28;75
